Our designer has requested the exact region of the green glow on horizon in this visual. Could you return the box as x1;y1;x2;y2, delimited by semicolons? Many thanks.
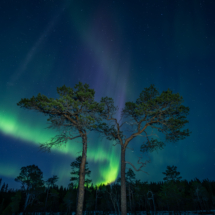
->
0;109;120;187
88;141;120;185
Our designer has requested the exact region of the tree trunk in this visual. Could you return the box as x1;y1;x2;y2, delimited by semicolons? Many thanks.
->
121;145;127;215
0;198;4;215
129;185;132;213
45;187;50;211
76;134;87;215
24;192;30;212
95;188;97;211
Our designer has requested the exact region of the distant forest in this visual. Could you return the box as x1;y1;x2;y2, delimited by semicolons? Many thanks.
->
0;158;215;214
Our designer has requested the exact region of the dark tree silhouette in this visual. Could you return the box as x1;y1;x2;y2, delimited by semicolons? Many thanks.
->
14;164;45;212
162;165;182;182
1;175;215;213
125;168;136;213
44;175;59;211
69;155;92;188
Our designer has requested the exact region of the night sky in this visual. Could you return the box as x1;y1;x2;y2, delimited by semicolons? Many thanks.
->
1;0;215;190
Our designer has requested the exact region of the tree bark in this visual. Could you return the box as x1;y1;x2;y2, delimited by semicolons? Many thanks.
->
76;134;87;215
129;184;132;213
24;192;30;212
121;145;127;215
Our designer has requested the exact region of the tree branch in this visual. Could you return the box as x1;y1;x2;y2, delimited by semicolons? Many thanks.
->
37;134;82;153
125;156;151;175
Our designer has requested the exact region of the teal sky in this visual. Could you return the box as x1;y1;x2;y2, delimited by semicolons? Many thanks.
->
0;0;215;190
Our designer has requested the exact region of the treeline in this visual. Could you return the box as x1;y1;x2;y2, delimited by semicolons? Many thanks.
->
0;162;215;214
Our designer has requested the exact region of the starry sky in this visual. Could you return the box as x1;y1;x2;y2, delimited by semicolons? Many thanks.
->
0;0;215;190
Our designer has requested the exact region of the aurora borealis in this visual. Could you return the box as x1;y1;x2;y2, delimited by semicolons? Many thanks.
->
0;0;215;190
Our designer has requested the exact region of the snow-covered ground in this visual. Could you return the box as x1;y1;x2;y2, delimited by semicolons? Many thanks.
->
17;210;215;215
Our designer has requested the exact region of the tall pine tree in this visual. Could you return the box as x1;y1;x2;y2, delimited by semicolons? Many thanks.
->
69;155;92;188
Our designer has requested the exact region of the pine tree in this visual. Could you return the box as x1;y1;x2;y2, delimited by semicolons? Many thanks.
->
95;84;191;215
69;155;92;188
17;82;105;215
162;165;182;182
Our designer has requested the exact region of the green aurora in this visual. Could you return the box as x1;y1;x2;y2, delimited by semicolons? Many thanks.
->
0;109;120;187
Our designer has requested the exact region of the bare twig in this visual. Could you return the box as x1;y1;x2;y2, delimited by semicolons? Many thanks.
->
125;156;151;174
